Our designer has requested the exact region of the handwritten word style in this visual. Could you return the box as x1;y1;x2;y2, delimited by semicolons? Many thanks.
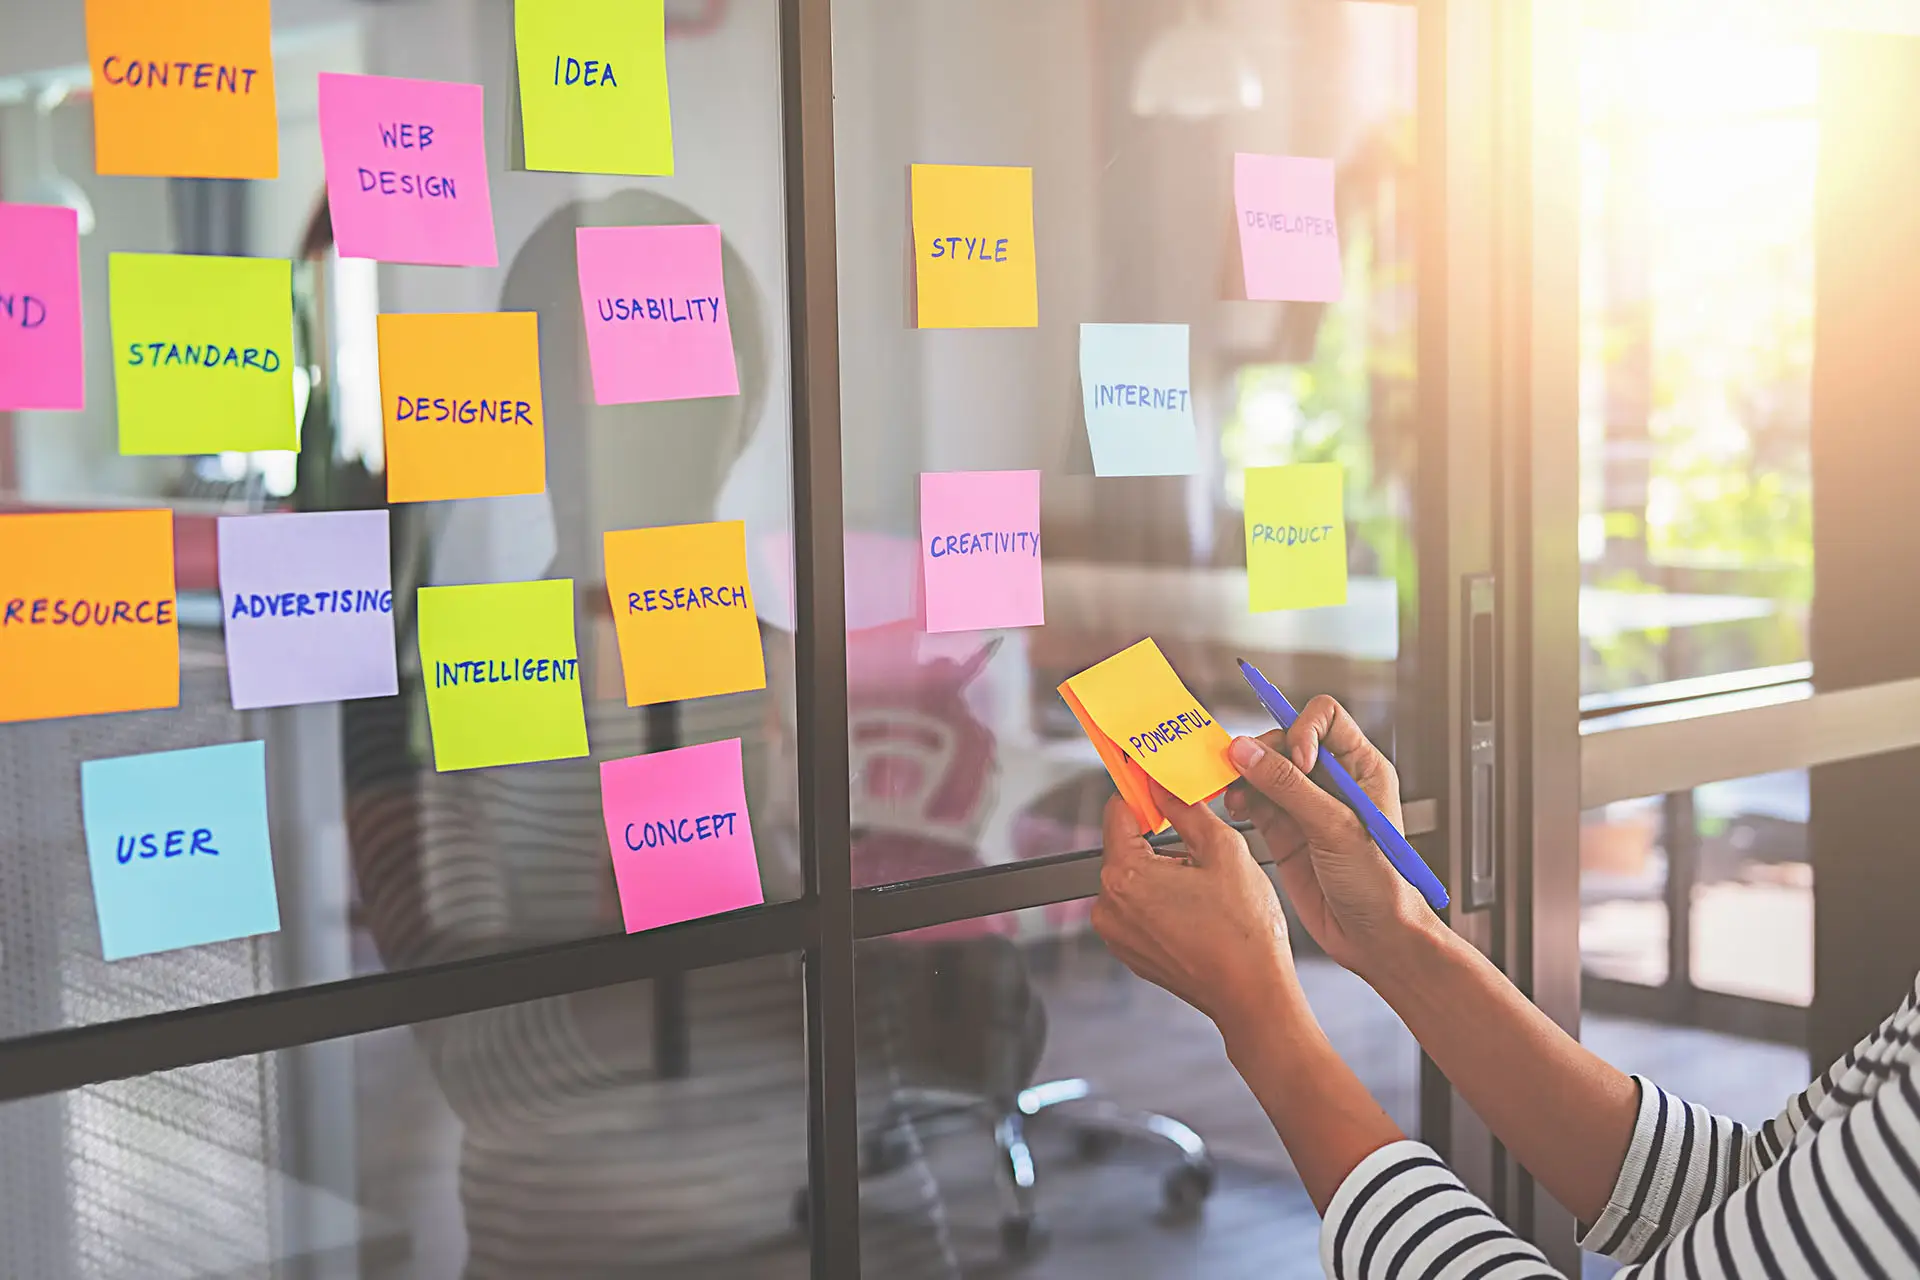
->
928;236;1010;263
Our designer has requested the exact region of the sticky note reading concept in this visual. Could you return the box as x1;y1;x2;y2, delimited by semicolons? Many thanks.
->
919;469;1044;634
379;311;547;503
1234;153;1342;304
514;0;673;176
600;738;765;934
0;203;85;412
1244;462;1348;612
576;224;738;404
81;740;281;961
417;578;588;772
910;164;1039;329
1078;323;1200;477
604;521;766;706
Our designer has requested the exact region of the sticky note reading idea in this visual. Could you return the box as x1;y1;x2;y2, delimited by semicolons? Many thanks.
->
0;509;178;725
514;0;673;175
0;204;85;412
417;578;588;772
1243;463;1348;612
576;224;739;404
604;521;766;707
1078;323;1199;477
910;164;1038;329
85;0;277;179
919;470;1044;634
378;311;547;503
600;739;764;934
1234;153;1342;303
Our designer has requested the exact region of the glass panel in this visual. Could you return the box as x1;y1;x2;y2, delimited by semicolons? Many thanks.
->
1579;794;1669;988
1690;770;1810;1006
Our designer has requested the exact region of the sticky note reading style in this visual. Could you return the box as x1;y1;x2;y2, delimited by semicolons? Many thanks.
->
0;204;85;411
910;164;1039;329
600;738;764;933
604;521;766;706
379;311;547;503
575;224;738;404
0;510;178;725
1234;153;1342;303
920;470;1044;634
1078;323;1199;477
81;740;281;961
85;0;278;179
1244;462;1348;612
417;578;588;772
515;0;674;175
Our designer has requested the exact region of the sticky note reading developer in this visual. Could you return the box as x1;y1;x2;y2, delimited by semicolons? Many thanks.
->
417;578;588;772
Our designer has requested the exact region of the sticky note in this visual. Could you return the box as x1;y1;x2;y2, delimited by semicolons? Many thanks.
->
1244;463;1348;612
514;0;673;176
910;164;1039;328
85;0;277;179
604;522;766;706
318;73;498;268
109;253;296;455
575;225;738;405
1234;153;1342;303
1078;323;1199;477
379;311;547;503
217;511;399;709
0;204;85;411
0;509;178;725
1058;638;1236;835
600;739;764;933
81;741;281;961
417;578;588;772
919;470;1044;633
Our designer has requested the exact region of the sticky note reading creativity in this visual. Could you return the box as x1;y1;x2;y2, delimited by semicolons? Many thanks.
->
514;0;673;175
919;470;1044;633
0;509;178;725
1078;323;1199;477
81;740;281;961
604;521;766;706
910;164;1039;329
379;311;547;503
600;739;764;933
417;578;588;772
1234;153;1342;303
575;224;738;404
1244;462;1348;612
0;204;85;412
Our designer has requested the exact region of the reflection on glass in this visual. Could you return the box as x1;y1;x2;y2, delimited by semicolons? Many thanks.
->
1579;795;1669;988
1689;771;1810;1006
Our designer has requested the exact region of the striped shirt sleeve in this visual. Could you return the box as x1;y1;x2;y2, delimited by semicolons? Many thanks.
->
1320;1141;1563;1279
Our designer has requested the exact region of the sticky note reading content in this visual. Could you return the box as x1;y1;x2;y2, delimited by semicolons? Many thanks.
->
379;311;547;503
81;740;281;961
0;203;85;412
910;164;1039;329
600;739;764;933
1244;462;1348;612
604;521;766;706
515;0;673;175
919;470;1044;633
576;224;739;404
1078;323;1199;477
417;578;588;772
1234;153;1342;303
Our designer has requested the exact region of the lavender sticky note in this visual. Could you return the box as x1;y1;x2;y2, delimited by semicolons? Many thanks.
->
575;223;740;404
1234;153;1343;303
0;203;85;411
919;470;1044;634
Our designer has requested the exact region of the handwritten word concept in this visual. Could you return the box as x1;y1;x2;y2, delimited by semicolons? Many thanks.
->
622;810;741;850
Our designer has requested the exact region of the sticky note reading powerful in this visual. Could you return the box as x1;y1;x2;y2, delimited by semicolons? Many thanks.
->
1234;153;1342;303
379;311;547;503
81;741;281;961
109;253;296;455
0;204;85;411
604;521;766;706
1078;323;1199;477
417;578;588;772
0;510;178;724
919;470;1044;633
85;0;277;179
1244;463;1348;612
910;164;1038;329
514;0;673;175
600;739;765;933
575;225;739;404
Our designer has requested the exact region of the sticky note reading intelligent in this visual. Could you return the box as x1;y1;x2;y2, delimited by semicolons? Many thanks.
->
575;224;738;404
417;578;588;772
1078;323;1199;477
919;470;1044;634
379;311;547;503
604;521;766;706
1234;153;1342;303
910;164;1039;329
1244;462;1348;612
600;739;765;934
0;203;85;411
514;0;673;175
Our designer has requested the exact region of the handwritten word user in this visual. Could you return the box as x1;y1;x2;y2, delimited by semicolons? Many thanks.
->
928;236;1010;263
115;828;220;864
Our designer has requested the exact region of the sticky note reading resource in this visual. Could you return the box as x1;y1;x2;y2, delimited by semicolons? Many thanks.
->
575;225;738;404
379;311;547;503
0;204;85;411
600;739;765;933
1244;463;1348;612
417;578;588;771
910;164;1039;328
0;510;178;725
1078;323;1199;477
81;741;281;961
514;0;673;175
1234;153;1342;303
604;521;766;706
919;470;1044;633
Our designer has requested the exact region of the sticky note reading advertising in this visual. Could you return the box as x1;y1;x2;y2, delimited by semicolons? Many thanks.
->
919;470;1044;634
379;311;547;503
417;578;588;772
0;204;85;411
604;521;766;706
1234;153;1342;303
85;0;277;179
910;164;1039;329
318;73;498;268
1078;323;1200;477
81;740;281;961
0;510;178;725
600;739;764;933
514;0;673;176
575;224;738;405
1244;462;1348;612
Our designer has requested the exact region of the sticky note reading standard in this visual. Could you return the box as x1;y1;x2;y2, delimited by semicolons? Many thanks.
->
417;579;588;772
515;0;673;175
910;164;1039;329
1234;153;1342;303
576;224;739;404
600;739;764;934
379;311;547;503
0;204;85;411
604;521;766;706
920;470;1044;633
1078;323;1199;477
1244;462;1348;612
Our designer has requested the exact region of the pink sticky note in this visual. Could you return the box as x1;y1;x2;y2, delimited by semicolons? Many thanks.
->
318;73;498;267
600;739;765;933
919;469;1044;634
1234;153;1342;303
0;203;84;411
575;224;740;405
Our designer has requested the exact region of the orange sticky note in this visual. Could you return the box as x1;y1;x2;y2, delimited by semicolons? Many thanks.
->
0;510;180;724
85;0;278;180
1058;638;1235;834
379;312;548;503
603;521;767;706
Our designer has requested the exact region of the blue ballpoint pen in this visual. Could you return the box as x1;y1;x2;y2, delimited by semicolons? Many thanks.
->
1235;658;1450;910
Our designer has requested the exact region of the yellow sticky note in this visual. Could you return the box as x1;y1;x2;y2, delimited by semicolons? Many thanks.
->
514;0;673;176
1244;463;1348;612
1059;638;1236;835
910;164;1038;329
379;312;547;503
417;579;589;772
603;522;767;707
109;253;296;455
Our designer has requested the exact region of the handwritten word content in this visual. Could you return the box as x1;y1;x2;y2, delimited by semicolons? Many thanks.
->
3;597;173;627
555;56;618;86
378;311;546;502
0;204;84;411
910;164;1039;328
99;57;260;93
434;656;580;688
416;579;588;771
603;522;766;706
623;809;740;850
599;739;764;933
920;469;1045;633
594;296;724;324
1234;153;1342;303
576;224;739;403
514;0;673;175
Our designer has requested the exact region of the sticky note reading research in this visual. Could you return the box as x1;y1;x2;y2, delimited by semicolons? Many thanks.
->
576;224;739;404
1243;462;1348;612
599;738;765;934
1234;153;1342;303
417;578;589;772
0;203;86;412
378;311;547;503
919;470;1045;633
604;521;766;706
910;164;1039;329
1078;323;1199;477
514;0;673;175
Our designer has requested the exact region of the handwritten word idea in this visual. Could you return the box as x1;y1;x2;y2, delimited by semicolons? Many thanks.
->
515;0;673;175
0;204;84;411
378;311;547;503
599;739;764;933
910;164;1038;328
604;521;767;706
919;470;1044;633
1243;463;1349;612
1233;153;1342;303
576;224;739;404
553;57;618;86
417;579;588;771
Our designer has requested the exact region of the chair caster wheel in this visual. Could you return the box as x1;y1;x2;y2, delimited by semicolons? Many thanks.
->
1073;1126;1121;1161
791;1187;811;1232
1001;1215;1049;1258
1162;1162;1214;1218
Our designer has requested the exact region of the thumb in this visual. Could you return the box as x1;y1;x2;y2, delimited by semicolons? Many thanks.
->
1146;778;1239;866
1226;735;1364;845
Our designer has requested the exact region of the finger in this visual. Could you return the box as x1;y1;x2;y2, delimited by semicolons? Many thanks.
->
1145;778;1242;865
1100;794;1157;868
1288;696;1395;797
1226;735;1366;843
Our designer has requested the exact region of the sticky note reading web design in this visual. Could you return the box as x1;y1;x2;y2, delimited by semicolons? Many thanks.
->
600;738;764;933
514;0;673;175
0;509;178;725
910;164;1038;329
417;578;588;771
379;311;547;502
1234;153;1342;303
0;203;85;411
1244;462;1348;612
920;470;1044;633
81;740;281;961
1078;323;1199;477
604;521;765;706
576;224;738;404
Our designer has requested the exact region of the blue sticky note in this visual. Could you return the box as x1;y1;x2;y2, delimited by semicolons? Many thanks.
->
80;741;282;961
1078;323;1201;477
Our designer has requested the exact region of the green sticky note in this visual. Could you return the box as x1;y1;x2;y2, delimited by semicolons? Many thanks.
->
513;0;673;176
417;579;590;772
109;253;297;456
1244;463;1349;612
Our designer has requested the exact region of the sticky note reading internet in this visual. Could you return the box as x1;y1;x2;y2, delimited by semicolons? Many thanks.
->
514;0;674;175
600;738;765;933
1244;462;1348;612
576;224;739;404
604;521;766;706
1078;323;1199;477
0;203;85;411
417;579;588;771
920;469;1044;633
1234;153;1342;303
910;164;1039;329
379;311;547;503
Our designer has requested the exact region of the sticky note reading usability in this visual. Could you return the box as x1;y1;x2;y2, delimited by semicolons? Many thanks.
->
1078;323;1200;477
514;0;674;175
910;164;1039;329
1244;462;1348;612
919;470;1044;633
417;578;588;772
576;224;738;404
600;738;765;934
0;203;85;412
379;311;547;503
1234;153;1342;303
604;521;766;706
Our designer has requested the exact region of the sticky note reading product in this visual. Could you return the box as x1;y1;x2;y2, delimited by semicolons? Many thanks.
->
514;0;673;175
910;164;1039;328
0;204;85;411
379;311;547;503
575;224;739;404
604;521;766;706
1244;462;1348;612
81;740;281;961
0;509;178;724
85;0;278;179
318;73;498;267
1078;323;1199;477
919;470;1044;633
600;738;765;933
1234;153;1342;303
417;578;588;772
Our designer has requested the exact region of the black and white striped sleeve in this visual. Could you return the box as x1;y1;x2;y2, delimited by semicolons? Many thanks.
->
1320;1141;1563;1279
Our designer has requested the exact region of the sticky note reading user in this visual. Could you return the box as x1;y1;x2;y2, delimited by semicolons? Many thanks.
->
417;578;588;772
379;311;547;503
919;470;1044;633
910;164;1039;329
1244;462;1348;612
0;204;85;411
515;0;673;175
575;225;738;404
81;740;281;961
0;509;178;725
1234;153;1342;303
85;0;277;179
600;739;764;933
1078;323;1199;477
604;521;766;706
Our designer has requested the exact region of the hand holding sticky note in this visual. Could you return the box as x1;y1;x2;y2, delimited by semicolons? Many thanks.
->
910;164;1039;329
1244;463;1348;612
